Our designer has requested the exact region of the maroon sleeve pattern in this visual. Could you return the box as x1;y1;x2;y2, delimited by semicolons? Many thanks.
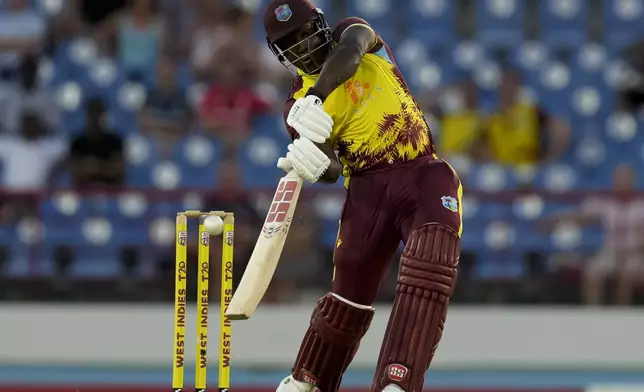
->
332;17;384;54
283;75;304;140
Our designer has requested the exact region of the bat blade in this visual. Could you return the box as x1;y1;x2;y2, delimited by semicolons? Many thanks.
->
225;170;303;319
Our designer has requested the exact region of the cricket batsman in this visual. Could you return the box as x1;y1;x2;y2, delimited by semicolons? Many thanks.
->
264;1;463;392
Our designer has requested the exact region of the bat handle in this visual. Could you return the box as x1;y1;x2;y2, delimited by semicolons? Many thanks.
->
285;169;301;179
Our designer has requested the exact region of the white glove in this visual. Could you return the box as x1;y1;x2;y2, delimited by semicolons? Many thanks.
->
276;138;331;183
286;95;333;144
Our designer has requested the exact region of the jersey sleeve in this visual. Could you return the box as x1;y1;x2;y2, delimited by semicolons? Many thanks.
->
332;17;383;54
283;75;305;140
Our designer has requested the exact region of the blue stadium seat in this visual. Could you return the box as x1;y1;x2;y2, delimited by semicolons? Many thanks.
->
475;253;526;279
125;134;162;186
407;0;456;32
347;0;397;31
603;0;644;49
460;222;487;251
60;105;86;136
532;164;578;191
400;32;458;84
477;34;524;62
478;202;512;220
4;255;30;277
69;248;121;277
513;221;551;251
0;223;13;247
541;33;588;61
41;195;90;220
238;135;285;187
580;227;604;252
101;197;149;245
538;0;589;35
77;62;126;101
475;0;527;42
468;164;517;191
173;135;222;188
51;40;85;81
253;113;291;145
8;0;641;282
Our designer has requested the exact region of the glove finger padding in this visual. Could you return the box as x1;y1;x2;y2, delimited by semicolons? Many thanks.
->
291;122;326;144
286;151;316;183
308;104;334;127
286;139;331;183
291;139;325;167
296;138;330;163
288;143;320;175
286;96;334;143
296;117;332;143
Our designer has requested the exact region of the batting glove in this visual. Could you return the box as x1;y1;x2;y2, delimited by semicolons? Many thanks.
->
276;138;331;183
286;95;333;144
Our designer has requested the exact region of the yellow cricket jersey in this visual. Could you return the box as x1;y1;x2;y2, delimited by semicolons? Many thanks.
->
486;101;544;165
283;17;436;177
440;110;484;155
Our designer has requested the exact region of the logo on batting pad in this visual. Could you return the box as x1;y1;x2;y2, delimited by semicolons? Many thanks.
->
387;363;408;382
299;370;320;387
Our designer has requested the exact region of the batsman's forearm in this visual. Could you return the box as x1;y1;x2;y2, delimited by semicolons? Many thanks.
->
316;141;342;184
312;45;363;100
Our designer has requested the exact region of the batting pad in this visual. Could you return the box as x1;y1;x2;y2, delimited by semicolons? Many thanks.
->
373;223;460;392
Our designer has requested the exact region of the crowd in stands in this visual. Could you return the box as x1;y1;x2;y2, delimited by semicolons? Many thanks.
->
0;0;643;306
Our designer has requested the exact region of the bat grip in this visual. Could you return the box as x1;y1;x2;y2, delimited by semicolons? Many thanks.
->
285;169;301;179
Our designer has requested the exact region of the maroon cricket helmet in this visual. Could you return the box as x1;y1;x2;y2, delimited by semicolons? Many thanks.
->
263;0;332;74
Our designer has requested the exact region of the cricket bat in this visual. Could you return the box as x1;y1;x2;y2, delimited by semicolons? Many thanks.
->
225;169;303;319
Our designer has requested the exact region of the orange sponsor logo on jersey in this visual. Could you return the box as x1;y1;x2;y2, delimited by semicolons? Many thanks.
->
345;80;371;104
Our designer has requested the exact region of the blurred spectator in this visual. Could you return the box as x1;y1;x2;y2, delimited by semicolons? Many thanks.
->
0;111;64;226
50;0;127;49
206;159;261;227
542;164;644;305
0;0;642;307
138;56;191;142
205;160;262;291
0;112;64;191
187;2;288;89
68;98;125;187
97;0;167;77
0;0;45;75
199;61;269;147
79;0;127;26
481;69;570;166
49;1;87;50
620;40;644;114
163;0;200;57
190;4;254;79
0;54;59;134
188;0;225;79
431;80;486;160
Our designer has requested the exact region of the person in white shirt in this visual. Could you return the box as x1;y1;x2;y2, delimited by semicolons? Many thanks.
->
0;113;66;191
543;164;644;305
0;54;60;134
